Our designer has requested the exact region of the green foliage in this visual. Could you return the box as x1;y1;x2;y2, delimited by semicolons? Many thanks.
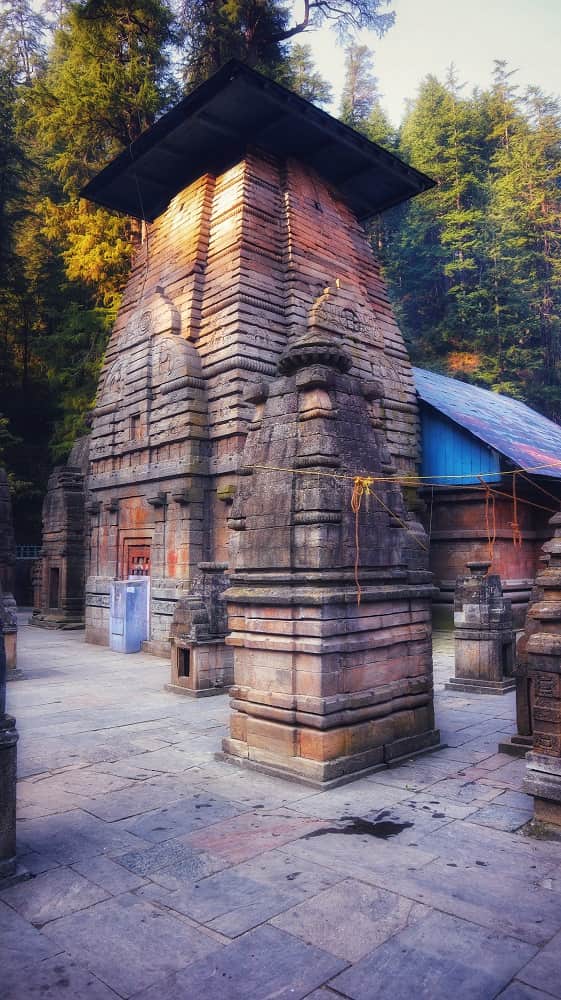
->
378;63;561;421
282;42;332;105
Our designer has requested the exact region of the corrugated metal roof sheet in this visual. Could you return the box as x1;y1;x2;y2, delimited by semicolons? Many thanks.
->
81;60;434;223
413;367;561;479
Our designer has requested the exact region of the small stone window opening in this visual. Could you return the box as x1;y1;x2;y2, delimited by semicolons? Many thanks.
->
130;413;141;440
178;648;190;678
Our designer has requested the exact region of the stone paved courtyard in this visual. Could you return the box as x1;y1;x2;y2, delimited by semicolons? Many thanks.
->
1;622;561;999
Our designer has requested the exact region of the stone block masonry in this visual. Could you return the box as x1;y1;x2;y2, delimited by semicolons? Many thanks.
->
221;317;439;785
84;148;424;658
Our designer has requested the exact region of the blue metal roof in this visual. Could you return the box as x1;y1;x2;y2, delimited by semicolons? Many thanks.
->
413;368;561;480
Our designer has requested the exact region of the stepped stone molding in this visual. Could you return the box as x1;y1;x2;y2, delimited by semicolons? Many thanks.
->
447;561;515;695
521;513;561;825
78;150;423;654
220;320;438;786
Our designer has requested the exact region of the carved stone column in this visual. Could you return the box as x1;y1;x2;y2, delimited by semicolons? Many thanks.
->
0;592;18;877
522;512;561;826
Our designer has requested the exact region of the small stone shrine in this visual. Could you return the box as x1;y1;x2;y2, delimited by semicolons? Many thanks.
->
520;512;561;826
167;561;233;696
75;59;435;680
31;436;89;629
0;468;17;674
446;561;515;695
221;314;439;786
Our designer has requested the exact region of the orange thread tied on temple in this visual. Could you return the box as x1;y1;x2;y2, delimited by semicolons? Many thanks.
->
510;471;523;548
351;476;374;606
480;478;497;566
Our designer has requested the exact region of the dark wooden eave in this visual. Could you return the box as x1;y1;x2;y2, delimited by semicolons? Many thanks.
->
81;60;435;223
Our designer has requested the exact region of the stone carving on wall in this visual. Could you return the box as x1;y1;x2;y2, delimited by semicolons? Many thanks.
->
308;280;384;352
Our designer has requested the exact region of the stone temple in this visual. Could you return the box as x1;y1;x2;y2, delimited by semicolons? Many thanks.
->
35;60;441;783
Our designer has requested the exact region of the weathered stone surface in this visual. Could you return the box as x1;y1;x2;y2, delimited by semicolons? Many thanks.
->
31;437;89;630
41;893;221;998
448;561;515;694
66;142;423;660
517;513;561;824
271;878;431;962
134;923;347;1000
329;910;536;1000
221;318;437;784
0;866;109;926
1;953;121;1000
0;469;17;672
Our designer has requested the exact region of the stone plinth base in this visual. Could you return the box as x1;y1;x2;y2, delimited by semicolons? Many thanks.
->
0;715;18;878
445;677;516;695
534;797;561;828
165;683;231;699
524;752;561;829
221;724;440;788
30;613;84;631
498;734;532;757
142;639;171;658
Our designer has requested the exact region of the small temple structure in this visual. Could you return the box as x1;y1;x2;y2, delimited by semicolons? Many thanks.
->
31;436;89;630
447;561;515;695
415;368;561;627
32;61;444;780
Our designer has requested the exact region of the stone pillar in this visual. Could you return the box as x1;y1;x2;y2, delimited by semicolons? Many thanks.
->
521;512;561;827
0;468;17;674
446;561;515;694
166;562;234;697
31;436;89;630
221;322;439;788
0;602;18;878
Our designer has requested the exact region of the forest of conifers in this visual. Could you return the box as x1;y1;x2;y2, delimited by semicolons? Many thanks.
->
1;1;560;540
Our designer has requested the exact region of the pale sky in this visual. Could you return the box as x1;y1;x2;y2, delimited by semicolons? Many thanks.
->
304;0;561;124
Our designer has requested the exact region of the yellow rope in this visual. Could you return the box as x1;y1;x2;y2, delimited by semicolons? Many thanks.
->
252;457;561;485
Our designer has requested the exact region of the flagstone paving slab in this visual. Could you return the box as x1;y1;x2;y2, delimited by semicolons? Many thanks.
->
467;802;533;832
119;792;244;843
40;893;222;998
270;878;431;962
16;809;149;865
185;810;324;864
516;927;561;997
71;855;149;894
498;985;560;1000
0;866;110;926
0;899;62;971
353;859;561;946
4;624;561;1000
134;924;347;1000
1;953;121;1000
329;911;537;1000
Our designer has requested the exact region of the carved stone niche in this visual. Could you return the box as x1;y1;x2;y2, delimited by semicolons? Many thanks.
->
447;561;515;695
166;562;233;698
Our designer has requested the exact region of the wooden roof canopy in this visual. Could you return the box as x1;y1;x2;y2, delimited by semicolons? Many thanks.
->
81;59;435;223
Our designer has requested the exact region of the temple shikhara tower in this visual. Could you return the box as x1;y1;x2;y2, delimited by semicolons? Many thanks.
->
36;61;439;782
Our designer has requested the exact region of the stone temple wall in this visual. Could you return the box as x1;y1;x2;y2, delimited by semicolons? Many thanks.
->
84;148;421;652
